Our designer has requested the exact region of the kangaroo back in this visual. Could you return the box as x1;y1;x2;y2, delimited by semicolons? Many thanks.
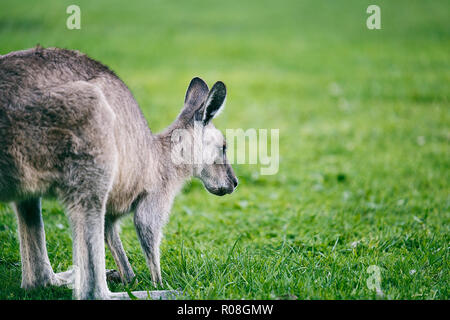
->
0;47;151;204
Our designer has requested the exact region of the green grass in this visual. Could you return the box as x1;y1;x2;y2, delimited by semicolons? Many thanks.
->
0;0;449;299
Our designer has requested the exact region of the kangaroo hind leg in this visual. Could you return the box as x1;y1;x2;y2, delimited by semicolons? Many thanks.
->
13;197;57;289
62;171;114;300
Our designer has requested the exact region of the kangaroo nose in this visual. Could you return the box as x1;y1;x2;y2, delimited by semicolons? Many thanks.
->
233;177;238;188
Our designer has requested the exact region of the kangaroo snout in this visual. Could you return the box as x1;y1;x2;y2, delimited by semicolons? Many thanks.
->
219;175;238;196
205;174;237;196
230;175;238;189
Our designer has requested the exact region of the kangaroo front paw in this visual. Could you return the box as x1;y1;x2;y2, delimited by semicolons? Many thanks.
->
106;269;121;283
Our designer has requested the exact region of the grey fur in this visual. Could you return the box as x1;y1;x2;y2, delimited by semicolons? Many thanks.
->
0;47;237;299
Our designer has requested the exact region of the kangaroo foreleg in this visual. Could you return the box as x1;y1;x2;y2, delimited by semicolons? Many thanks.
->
134;196;169;287
105;217;135;284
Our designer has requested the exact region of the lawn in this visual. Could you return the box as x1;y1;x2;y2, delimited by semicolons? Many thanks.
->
0;0;448;299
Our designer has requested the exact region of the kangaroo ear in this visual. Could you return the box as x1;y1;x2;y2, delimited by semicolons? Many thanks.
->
201;81;226;125
184;77;209;109
178;77;209;124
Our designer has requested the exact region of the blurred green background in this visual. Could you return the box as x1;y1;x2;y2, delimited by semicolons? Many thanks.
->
0;0;448;299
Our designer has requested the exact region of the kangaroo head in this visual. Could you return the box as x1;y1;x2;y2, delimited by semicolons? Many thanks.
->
173;77;238;196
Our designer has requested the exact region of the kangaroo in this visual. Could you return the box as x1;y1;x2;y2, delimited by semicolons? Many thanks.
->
0;47;238;299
